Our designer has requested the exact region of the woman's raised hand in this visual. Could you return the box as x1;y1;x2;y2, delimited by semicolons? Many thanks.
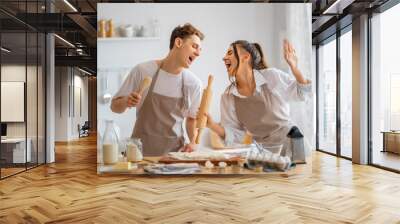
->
283;39;298;68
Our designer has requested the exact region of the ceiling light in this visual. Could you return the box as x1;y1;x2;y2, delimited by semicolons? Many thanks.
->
63;0;78;12
1;47;11;53
76;48;85;55
54;34;75;48
78;67;92;76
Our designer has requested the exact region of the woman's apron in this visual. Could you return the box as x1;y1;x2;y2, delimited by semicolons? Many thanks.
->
234;84;305;163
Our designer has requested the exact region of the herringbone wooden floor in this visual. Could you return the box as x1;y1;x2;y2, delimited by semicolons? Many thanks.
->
1;135;400;224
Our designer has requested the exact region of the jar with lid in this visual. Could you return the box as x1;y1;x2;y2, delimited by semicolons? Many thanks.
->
126;138;143;162
98;20;106;38
106;19;114;37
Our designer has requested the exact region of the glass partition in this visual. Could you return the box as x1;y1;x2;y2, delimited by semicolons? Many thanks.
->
371;3;400;171
340;30;352;158
318;37;337;155
1;31;28;177
0;1;46;179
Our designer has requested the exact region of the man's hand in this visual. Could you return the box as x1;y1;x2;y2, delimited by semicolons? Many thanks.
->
127;91;142;108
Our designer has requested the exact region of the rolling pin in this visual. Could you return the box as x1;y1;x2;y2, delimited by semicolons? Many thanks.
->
195;75;214;144
128;76;152;109
137;76;152;95
242;131;253;145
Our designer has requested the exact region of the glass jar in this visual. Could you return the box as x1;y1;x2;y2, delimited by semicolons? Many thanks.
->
126;138;143;162
106;19;114;37
102;120;119;164
151;18;160;37
98;20;106;38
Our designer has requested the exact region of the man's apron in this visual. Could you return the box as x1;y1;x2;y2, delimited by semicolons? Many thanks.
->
132;63;188;156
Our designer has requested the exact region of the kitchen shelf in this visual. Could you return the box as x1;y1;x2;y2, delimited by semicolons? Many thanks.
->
98;37;160;42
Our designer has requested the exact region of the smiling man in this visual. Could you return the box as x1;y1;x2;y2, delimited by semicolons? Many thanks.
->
111;23;204;156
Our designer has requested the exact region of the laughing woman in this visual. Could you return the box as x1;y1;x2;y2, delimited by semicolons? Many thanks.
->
207;39;311;160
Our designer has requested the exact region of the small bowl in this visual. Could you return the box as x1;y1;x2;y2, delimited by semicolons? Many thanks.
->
119;25;134;37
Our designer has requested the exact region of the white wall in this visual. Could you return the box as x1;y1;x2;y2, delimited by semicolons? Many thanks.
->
72;73;89;138
55;67;69;141
55;67;89;141
97;3;313;146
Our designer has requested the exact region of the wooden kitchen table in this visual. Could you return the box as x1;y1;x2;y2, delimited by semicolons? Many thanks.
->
97;156;311;177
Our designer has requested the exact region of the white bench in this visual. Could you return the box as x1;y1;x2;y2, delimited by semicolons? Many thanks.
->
1;138;32;163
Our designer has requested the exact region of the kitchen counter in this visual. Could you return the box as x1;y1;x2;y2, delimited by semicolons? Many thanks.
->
97;156;311;177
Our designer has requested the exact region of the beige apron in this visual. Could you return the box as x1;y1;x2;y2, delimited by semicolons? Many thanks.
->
234;84;293;157
132;63;188;156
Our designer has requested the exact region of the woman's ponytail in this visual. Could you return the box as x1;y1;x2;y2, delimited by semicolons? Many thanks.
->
252;42;268;70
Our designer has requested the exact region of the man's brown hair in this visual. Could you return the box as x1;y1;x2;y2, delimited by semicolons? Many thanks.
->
169;23;204;50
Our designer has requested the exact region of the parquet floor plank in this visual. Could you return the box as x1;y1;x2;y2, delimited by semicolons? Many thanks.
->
0;135;399;223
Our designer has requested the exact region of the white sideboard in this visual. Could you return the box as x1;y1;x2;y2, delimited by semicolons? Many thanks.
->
1;138;32;163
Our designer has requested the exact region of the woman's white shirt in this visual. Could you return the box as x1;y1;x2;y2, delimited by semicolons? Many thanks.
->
220;68;312;146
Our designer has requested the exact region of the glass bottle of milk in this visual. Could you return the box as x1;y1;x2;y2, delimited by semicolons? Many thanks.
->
102;120;119;164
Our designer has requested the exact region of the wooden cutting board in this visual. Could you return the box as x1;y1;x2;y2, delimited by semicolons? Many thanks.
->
158;156;243;165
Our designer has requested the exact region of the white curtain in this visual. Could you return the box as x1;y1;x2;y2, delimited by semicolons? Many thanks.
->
269;4;315;154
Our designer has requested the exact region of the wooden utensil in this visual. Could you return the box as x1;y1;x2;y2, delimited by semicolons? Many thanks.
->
195;75;214;144
158;156;242;165
138;76;152;95
242;132;253;145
